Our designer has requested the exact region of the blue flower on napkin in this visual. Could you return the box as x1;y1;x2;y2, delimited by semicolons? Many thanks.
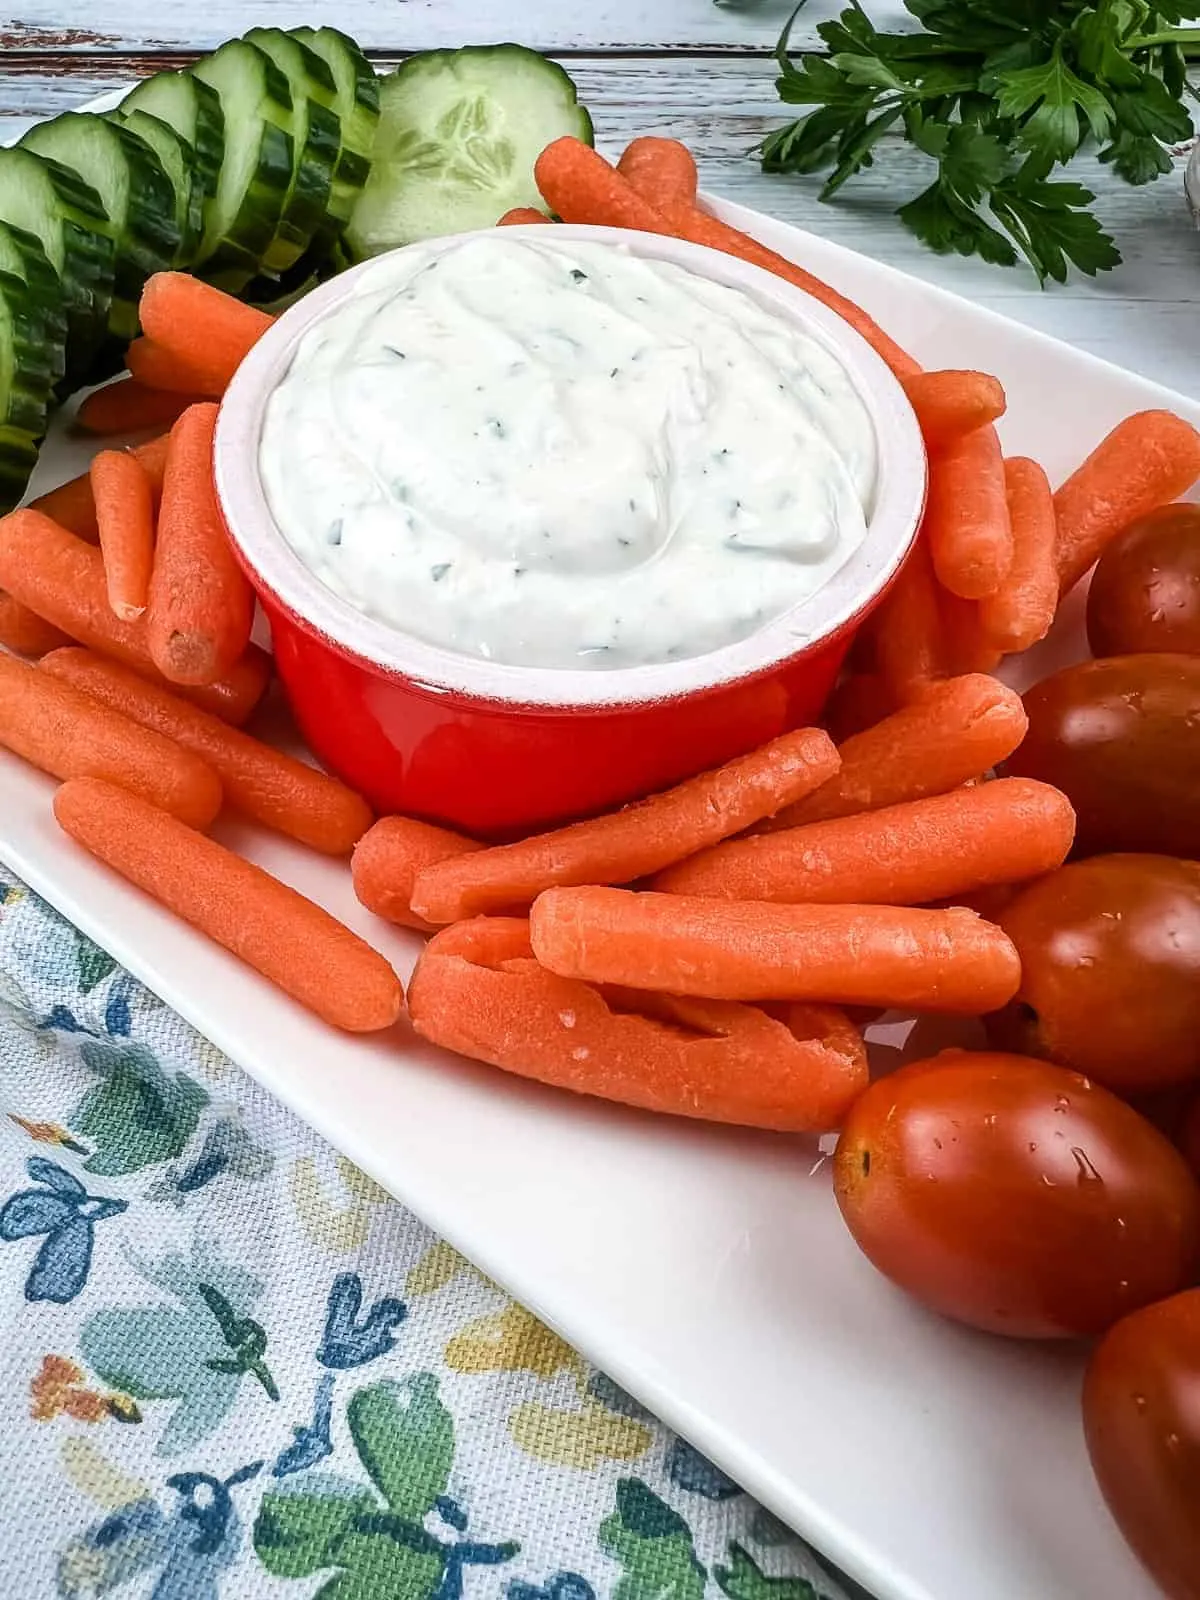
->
317;1271;408;1368
0;1157;126;1302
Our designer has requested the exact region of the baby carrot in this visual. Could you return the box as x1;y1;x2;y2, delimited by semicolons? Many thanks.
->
147;403;254;685
901;370;1006;453
91;449;156;621
769;674;1028;830
53;778;403;1032
407;917;868;1132
617;137;699;211
409;726;840;924
138;272;272;392
497;207;550;225
352;815;482;930
534;138;920;380
126;336;228;397
938;590;1003;676
30;433;171;542
75;378;202;436
924;425;1013;600
41;649;371;854
530;887;1022;1014
0;591;70;656
1054;410;1200;596
0;654;222;828
869;535;947;704
0;508;269;725
979;457;1058;654
654;777;1075;905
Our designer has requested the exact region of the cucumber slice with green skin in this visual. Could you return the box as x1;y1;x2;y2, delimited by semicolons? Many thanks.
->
113;108;205;266
119;71;225;207
345;45;592;257
242;26;342;274
291;25;380;181
0;146;116;381
0;423;41;515
191;39;295;288
0;220;67;390
0;267;57;439
21;112;181;342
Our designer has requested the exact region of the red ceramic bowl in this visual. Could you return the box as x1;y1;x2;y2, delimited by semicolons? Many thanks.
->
215;225;926;837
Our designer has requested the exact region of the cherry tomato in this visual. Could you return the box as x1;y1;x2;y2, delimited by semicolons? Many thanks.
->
1004;654;1200;858
987;855;1200;1094
833;1051;1200;1338
1087;504;1200;659
1083;1290;1200;1600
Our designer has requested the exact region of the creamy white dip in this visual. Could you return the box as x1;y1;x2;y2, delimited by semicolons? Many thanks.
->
259;234;878;670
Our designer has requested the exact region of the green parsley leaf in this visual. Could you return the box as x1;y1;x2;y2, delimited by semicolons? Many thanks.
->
995;48;1117;163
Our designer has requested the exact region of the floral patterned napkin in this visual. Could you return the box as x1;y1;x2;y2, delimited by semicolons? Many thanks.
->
0;864;863;1600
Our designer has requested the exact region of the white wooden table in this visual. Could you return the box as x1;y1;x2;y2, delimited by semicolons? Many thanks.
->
1;1;1196;395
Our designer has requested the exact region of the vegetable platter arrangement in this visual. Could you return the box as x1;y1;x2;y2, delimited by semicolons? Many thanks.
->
0;23;1198;1600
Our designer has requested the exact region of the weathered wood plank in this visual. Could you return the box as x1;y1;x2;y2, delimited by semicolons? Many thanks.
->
0;52;1195;394
2;0;825;54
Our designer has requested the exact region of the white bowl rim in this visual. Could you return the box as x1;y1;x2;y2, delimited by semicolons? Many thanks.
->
215;222;927;710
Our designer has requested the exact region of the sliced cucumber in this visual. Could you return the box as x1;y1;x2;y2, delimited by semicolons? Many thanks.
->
21;112;181;341
0;146;115;380
113;107;205;266
0;220;67;390
290;26;379;203
119;70;225;207
345;45;592;256
242;27;341;275
190;38;295;289
0;424;41;515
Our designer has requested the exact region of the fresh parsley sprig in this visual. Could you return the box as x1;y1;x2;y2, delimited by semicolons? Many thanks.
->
761;0;1200;282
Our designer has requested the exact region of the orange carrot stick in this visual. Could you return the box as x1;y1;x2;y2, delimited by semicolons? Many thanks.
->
529;887;1021;1014
0;508;269;725
901;370;1006;452
0;591;70;656
147;403;254;686
938;589;1003;676
352;815;482;930
0;654;222;827
1054;410;1200;596
617;137;699;211
75;378;202;437
30;433;171;543
497;207;550;226
979;456;1058;654
125;337;227;398
407;917;868;1131
764;674;1028;830
654;777;1074;905
924;424;1013;600
139;272;272;392
41;649;371;854
534;138;920;380
869;535;947;704
91;449;156;621
409;726;840;924
53;778;403;1032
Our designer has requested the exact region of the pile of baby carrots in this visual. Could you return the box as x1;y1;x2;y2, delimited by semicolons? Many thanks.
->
0;134;1198;1142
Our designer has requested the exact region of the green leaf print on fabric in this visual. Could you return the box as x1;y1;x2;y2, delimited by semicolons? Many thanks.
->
255;1476;378;1579
715;1544;822;1600
71;1040;208;1176
599;1480;706;1600
254;1377;517;1599
73;929;117;993
347;1376;453;1522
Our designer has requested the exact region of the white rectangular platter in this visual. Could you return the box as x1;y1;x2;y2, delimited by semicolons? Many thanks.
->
3;194;1197;1600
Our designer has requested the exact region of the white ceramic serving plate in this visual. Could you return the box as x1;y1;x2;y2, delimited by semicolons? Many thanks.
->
3;98;1199;1600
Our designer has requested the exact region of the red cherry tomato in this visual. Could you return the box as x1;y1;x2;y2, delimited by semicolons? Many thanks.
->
833;1051;1200;1338
1083;1290;1200;1600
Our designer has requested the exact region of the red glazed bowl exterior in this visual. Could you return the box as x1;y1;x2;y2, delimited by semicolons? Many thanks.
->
216;225;926;837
